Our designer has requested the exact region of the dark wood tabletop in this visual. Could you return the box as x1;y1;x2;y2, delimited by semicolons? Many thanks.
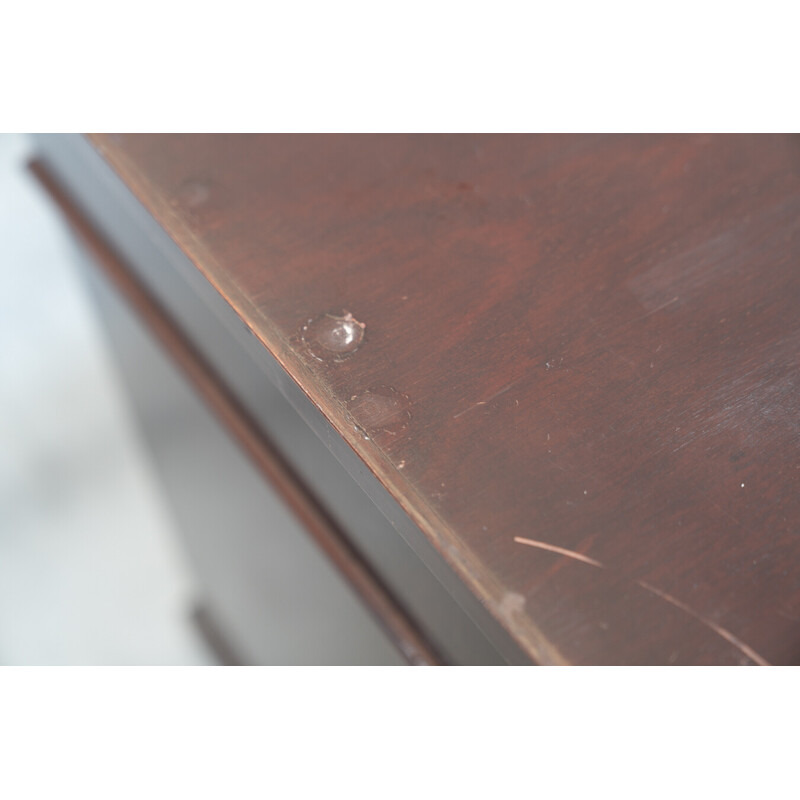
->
87;134;800;665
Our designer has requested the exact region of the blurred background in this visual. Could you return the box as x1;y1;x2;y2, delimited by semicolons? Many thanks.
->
0;133;212;664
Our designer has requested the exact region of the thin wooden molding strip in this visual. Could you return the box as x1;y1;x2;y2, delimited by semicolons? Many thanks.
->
29;158;442;666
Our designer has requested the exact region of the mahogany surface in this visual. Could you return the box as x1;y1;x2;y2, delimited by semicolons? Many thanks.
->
30;158;440;664
88;134;800;665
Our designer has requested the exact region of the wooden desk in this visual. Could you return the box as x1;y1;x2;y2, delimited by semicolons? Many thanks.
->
32;134;800;664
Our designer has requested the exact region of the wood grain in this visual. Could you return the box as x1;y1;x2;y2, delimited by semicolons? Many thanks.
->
86;134;800;664
29;157;441;666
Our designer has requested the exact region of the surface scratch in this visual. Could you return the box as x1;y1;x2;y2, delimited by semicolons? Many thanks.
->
483;381;519;404
453;402;485;419
631;295;679;323
453;380;520;419
636;580;770;666
513;537;604;568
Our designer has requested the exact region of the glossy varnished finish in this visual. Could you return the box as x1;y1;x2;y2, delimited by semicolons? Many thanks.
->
30;160;439;665
88;135;800;664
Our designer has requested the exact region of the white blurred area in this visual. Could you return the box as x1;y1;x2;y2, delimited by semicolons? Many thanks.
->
0;133;211;664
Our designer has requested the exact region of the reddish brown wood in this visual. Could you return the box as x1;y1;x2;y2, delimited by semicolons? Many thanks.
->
29;158;441;666
86;134;800;664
